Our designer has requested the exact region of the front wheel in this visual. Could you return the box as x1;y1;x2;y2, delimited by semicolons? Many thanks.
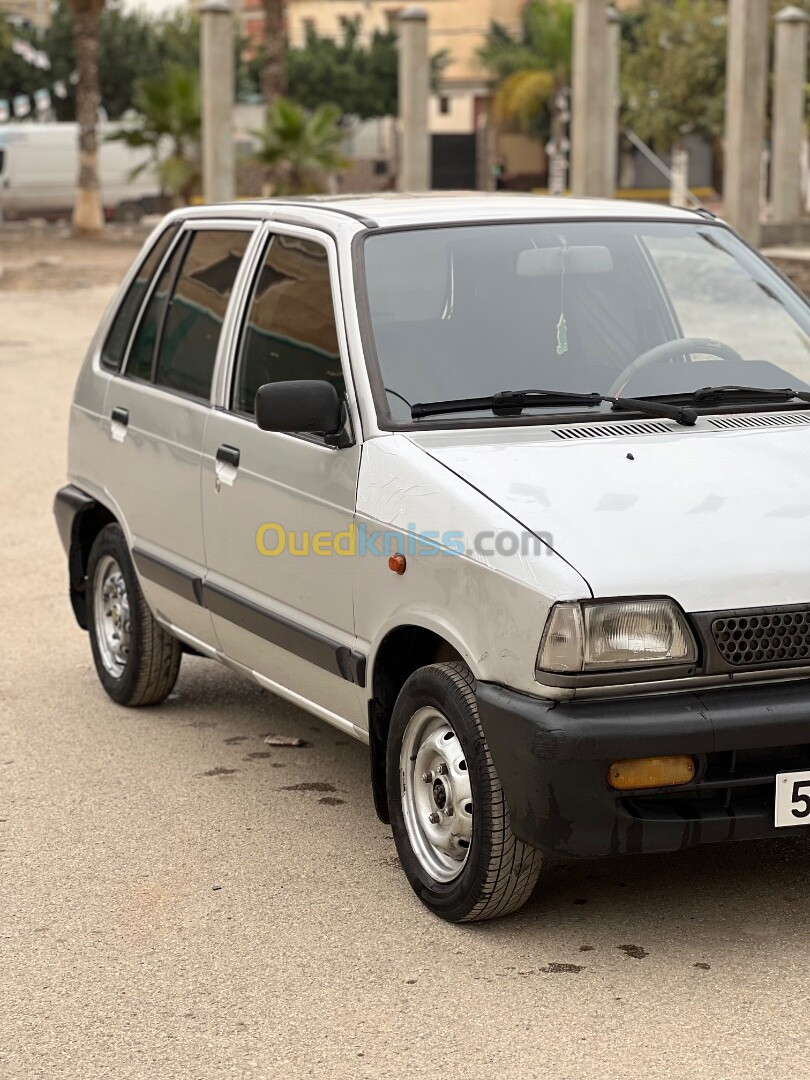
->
387;662;541;922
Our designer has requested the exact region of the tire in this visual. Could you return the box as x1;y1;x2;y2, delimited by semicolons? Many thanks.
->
86;524;182;706
387;661;541;922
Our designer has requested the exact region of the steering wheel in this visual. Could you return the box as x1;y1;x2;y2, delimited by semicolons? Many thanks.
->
607;337;746;398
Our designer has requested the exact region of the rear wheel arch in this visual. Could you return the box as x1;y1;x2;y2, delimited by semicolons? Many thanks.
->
367;624;467;824
55;487;118;629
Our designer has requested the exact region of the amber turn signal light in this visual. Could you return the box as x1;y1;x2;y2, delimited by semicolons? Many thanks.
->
607;755;695;791
388;553;406;575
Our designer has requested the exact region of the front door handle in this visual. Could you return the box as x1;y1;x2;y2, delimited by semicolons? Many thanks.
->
111;407;129;426
214;444;240;491
216;445;240;468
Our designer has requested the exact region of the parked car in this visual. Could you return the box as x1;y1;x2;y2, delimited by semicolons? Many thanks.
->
0;121;163;222
55;194;810;922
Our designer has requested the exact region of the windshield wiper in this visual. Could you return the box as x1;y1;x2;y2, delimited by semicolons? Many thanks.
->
411;389;603;419
411;388;697;426
687;385;810;405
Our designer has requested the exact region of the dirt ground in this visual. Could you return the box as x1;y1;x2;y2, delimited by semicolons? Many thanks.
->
0;224;147;292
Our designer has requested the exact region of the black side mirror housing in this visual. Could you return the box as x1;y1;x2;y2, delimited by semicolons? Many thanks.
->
254;380;344;437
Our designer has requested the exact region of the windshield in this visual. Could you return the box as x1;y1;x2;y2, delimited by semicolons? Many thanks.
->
359;221;810;424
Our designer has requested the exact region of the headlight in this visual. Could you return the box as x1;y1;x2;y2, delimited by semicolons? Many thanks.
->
537;599;697;674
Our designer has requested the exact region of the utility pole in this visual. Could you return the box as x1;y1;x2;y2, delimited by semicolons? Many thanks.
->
200;0;235;204
723;0;769;245
571;0;610;197
398;7;431;192
771;6;809;225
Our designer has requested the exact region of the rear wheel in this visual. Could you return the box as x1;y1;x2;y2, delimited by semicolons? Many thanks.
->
387;661;541;922
87;524;182;706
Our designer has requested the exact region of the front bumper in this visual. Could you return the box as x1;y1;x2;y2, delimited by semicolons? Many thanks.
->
476;679;810;858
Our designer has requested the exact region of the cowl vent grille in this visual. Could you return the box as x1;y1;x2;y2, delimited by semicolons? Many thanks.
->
706;411;810;431
551;420;673;440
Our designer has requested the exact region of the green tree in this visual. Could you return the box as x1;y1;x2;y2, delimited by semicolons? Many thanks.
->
253;98;346;195
0;3;204;122
109;64;200;205
478;0;573;137
242;19;446;118
621;0;727;152
286;21;398;118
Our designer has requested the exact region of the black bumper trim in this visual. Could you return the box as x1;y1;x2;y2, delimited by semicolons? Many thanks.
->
476;679;810;858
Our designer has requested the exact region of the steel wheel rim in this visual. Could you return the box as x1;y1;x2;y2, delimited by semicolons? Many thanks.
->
400;706;473;883
93;555;131;678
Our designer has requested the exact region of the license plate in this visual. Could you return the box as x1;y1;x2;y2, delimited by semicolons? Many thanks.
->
775;771;810;827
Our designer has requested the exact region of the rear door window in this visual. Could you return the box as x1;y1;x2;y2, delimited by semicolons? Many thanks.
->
154;229;251;401
125;234;188;383
101;225;178;372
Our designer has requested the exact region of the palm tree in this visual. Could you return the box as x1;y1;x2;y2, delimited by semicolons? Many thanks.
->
478;0;573;192
253;99;346;195
70;0;105;235
109;64;201;206
262;0;287;104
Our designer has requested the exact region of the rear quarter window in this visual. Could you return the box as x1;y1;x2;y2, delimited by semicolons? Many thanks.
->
100;224;179;372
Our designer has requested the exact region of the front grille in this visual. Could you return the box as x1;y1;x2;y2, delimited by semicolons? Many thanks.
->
712;609;810;667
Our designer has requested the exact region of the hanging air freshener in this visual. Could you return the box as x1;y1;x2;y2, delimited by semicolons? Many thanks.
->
556;244;568;356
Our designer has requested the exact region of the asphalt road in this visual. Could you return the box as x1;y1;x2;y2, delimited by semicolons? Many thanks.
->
2;260;809;1079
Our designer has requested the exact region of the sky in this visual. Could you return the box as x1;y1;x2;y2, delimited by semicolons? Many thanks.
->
122;0;184;15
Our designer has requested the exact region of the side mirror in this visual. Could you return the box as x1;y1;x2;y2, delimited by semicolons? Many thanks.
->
254;380;343;436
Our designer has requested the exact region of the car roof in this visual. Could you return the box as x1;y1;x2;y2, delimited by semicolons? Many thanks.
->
176;192;708;232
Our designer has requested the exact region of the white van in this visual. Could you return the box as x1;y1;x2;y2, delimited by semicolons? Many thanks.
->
55;195;810;922
0;121;162;222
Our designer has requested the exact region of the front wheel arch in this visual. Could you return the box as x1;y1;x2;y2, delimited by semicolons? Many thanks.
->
367;624;465;824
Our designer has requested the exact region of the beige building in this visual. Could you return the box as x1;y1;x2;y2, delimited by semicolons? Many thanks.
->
0;0;50;30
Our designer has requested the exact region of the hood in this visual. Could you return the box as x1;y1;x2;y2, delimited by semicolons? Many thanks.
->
408;415;810;611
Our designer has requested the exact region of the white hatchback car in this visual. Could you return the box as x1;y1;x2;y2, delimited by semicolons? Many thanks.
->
56;194;810;922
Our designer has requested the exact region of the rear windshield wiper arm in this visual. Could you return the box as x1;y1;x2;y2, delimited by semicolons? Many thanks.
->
412;388;697;426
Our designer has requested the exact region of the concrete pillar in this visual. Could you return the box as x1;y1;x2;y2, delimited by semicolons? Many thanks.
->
571;0;610;197
605;6;621;197
772;6;809;224
398;7;431;192
723;0;769;244
200;0;235;204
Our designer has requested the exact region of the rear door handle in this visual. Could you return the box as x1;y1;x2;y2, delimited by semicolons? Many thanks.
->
110;406;129;442
216;445;240;468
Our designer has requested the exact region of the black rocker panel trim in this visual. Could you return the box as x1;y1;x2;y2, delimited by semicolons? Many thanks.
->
132;549;203;606
132;548;366;687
